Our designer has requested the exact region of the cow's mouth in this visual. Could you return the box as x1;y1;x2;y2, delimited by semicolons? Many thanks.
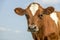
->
27;28;36;32
27;27;39;32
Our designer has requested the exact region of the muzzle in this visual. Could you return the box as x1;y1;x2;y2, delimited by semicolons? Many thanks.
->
28;25;39;32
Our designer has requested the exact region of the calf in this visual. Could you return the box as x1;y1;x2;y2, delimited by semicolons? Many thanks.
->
14;2;60;40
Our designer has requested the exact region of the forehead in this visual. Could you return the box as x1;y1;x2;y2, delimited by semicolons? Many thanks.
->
29;3;39;16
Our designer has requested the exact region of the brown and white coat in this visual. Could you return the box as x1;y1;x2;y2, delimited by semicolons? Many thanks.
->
14;2;60;40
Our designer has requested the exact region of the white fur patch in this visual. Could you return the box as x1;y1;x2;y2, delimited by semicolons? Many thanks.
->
30;4;38;16
50;12;58;25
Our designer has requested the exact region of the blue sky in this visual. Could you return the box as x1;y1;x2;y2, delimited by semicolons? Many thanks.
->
0;0;60;40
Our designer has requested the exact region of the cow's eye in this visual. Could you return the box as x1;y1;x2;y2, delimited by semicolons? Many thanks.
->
38;14;43;19
39;14;43;17
25;14;30;19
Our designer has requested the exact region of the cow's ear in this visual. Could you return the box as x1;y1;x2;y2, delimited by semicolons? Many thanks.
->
43;7;54;15
14;8;26;16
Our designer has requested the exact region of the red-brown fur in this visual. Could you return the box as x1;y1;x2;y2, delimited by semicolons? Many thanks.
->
14;2;60;40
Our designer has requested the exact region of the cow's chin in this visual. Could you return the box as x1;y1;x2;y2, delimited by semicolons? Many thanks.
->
27;28;39;33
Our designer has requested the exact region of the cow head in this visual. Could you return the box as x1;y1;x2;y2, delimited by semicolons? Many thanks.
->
14;3;54;33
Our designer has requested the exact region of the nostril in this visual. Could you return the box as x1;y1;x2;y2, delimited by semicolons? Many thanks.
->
34;26;36;29
28;27;31;29
44;36;48;40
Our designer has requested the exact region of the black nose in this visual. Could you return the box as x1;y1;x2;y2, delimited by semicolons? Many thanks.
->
28;26;36;30
28;26;36;32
